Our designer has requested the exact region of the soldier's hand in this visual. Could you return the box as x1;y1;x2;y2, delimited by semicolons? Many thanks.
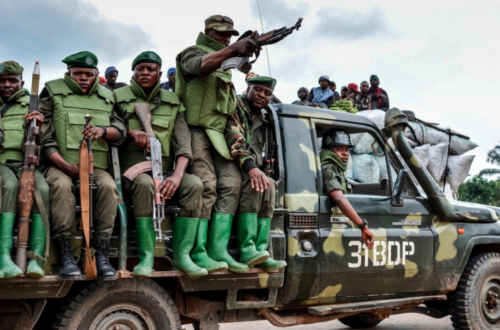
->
229;31;260;56
64;163;80;180
160;173;182;200
362;227;375;250
248;168;269;193
129;130;150;150
82;125;105;141
24;111;44;128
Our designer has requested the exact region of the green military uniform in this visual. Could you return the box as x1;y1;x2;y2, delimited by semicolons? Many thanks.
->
114;51;207;278
39;54;125;242
320;149;353;195
0;61;50;279
225;76;286;271
175;16;249;273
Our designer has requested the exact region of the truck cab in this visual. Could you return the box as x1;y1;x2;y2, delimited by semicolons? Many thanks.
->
1;104;499;330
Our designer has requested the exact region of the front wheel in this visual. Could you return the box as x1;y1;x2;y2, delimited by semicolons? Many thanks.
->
52;279;181;330
451;252;500;330
338;313;384;328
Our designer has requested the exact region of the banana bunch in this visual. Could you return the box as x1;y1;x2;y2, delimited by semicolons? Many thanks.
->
329;99;359;114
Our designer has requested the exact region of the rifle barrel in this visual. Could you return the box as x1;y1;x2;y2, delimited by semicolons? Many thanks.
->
31;62;40;96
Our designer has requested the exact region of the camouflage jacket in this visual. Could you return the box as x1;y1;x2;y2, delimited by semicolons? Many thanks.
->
225;95;266;172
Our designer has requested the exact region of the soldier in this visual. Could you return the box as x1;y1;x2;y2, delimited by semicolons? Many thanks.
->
114;51;206;278
0;61;50;279
226;76;286;270
176;15;260;273
39;51;126;280
320;129;375;249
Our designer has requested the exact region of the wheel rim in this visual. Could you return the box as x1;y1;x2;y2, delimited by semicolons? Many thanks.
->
89;303;157;330
480;275;500;325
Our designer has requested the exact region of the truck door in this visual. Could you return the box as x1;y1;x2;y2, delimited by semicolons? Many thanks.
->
313;120;435;304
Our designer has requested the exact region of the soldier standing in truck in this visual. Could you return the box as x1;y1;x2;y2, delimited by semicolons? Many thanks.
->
225;75;286;270
114;51;206;279
175;15;260;273
39;51;126;280
320;128;375;249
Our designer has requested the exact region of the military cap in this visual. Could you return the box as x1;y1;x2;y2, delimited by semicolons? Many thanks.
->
132;51;162;70
62;51;98;69
205;15;239;36
247;76;277;90
0;61;24;75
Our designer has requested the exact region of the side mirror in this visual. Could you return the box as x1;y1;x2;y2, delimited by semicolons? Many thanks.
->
391;170;408;207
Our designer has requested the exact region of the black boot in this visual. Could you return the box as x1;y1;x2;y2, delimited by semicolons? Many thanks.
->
94;239;116;280
56;238;81;280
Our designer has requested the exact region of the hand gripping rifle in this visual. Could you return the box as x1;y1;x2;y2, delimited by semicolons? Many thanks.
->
123;104;167;242
79;114;98;278
221;17;303;74
15;62;46;272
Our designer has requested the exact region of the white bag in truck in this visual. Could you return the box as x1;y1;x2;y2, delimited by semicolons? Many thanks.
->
444;155;475;191
352;133;375;154
356;110;386;129
427;143;449;182
351;154;380;183
413;144;431;168
346;154;354;178
373;154;389;181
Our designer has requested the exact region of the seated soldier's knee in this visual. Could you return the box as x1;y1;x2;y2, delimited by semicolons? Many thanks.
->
2;177;18;195
203;178;217;196
99;180;119;198
133;176;155;195
51;176;73;194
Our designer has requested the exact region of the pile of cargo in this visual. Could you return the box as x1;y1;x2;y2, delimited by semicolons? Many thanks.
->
329;99;359;113
348;110;477;199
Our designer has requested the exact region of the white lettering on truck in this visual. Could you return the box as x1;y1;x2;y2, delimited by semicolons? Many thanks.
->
348;241;415;268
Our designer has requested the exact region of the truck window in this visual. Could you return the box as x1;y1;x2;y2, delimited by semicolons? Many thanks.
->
314;123;398;197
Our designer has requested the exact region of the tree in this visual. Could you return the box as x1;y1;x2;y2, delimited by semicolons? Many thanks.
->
458;175;500;206
479;144;500;176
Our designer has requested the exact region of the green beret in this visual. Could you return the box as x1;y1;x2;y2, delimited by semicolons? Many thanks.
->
0;61;24;75
247;76;277;90
62;51;98;69
132;51;162;70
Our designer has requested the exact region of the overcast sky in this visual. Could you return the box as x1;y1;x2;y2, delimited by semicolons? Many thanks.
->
1;0;499;177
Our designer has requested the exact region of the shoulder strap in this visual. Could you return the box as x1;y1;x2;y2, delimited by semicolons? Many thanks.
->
1;103;15;118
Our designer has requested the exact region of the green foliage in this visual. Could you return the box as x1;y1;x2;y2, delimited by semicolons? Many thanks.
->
330;99;358;113
458;175;500;206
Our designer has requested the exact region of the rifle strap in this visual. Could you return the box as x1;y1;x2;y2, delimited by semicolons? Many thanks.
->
0;102;15;118
34;181;50;260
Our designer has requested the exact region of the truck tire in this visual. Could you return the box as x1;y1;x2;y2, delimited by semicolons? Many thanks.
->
52;278;181;330
338;313;383;328
451;252;500;330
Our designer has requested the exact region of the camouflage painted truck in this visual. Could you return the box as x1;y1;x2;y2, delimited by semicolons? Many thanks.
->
1;105;499;330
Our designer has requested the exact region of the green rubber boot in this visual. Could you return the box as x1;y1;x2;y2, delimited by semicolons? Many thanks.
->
133;217;155;277
255;218;287;271
237;213;269;267
191;219;228;273
207;213;249;273
26;214;47;278
173;217;208;279
0;213;23;278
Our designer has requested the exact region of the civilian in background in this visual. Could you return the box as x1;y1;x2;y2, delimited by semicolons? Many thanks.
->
340;86;348;99
102;66;127;91
328;81;341;102
369;74;389;110
358;81;371;111
160;67;176;91
308;75;334;108
292;87;310;105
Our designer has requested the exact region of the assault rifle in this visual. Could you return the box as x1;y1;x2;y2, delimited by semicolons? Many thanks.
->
15;62;43;272
79;114;98;278
221;17;303;74
123;104;167;242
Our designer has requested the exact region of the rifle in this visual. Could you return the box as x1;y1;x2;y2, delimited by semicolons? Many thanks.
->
79;114;97;278
123;104;167;242
15;62;42;272
264;120;277;177
221;17;303;74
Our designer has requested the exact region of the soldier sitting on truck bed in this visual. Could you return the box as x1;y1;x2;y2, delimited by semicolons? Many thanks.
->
0;61;50;279
39;51;126;280
113;51;206;279
225;75;286;270
320;128;375;249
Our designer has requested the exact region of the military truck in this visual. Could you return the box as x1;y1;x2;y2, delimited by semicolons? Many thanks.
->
1;105;499;330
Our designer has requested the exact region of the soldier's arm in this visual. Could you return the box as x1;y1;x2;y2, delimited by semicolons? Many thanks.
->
172;109;193;163
38;91;58;161
225;106;255;171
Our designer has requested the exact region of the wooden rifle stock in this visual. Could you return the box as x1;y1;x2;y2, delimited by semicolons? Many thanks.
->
134;103;155;138
79;115;97;279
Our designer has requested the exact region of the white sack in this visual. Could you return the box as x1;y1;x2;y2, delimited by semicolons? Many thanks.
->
352;133;375;154
373;154;389;181
445;155;475;191
345;154;354;178
351;154;380;183
450;136;478;155
413;144;431;168
427;143;449;182
356;110;386;130
406;138;418;148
